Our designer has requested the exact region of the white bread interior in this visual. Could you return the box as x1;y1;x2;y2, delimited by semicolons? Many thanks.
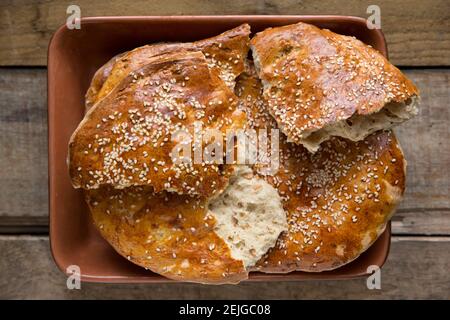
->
208;166;287;268
299;97;419;152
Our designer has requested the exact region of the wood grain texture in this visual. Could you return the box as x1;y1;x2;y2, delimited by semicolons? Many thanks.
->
395;69;450;211
0;0;449;66
0;235;448;299
0;68;48;219
0;68;449;235
393;209;450;236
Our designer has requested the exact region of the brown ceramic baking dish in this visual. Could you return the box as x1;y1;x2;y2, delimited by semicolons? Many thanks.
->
48;15;391;283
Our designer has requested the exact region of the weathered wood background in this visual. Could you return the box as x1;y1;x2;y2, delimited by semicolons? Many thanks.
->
0;0;449;299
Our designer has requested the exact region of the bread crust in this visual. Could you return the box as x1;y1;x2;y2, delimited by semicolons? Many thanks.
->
236;66;406;272
85;52;125;110
69;51;246;196
85;187;247;284
255;132;405;272
86;24;250;110
250;22;419;152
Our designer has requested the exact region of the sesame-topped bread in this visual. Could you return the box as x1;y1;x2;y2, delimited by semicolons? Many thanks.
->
250;22;419;152
67;23;415;282
69;50;246;196
236;66;406;272
254;132;405;272
85;166;287;284
86;24;251;110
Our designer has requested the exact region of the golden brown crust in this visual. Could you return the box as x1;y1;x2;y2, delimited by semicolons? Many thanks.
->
236;67;406;272
85;52;125;110
250;22;419;148
85;187;247;284
87;24;250;110
69;51;246;196
255;132;405;272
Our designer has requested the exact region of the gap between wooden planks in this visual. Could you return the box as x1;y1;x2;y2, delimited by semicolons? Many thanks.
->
0;0;449;66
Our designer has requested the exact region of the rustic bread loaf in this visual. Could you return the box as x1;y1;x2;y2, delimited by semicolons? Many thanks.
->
86;24;251;110
70;24;414;281
236;65;406;272
250;22;419;152
85;166;287;284
69;50;246;196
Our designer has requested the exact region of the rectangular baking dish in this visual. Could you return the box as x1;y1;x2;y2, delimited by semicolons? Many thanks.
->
48;15;391;283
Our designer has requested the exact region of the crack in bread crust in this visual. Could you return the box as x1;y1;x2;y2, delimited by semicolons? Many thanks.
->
86;24;251;111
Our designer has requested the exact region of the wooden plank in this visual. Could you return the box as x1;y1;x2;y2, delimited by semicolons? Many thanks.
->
0;235;448;299
393;209;450;235
0;68;48;220
0;0;449;66
396;69;450;211
0;68;449;235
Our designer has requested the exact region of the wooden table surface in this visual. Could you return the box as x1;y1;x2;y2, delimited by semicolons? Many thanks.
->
0;0;449;299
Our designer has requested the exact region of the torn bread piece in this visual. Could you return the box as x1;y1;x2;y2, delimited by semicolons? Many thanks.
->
69;51;246;197
85;166;287;284
209;166;288;267
254;131;406;272
86;24;251;110
236;66;406;272
250;22;419;152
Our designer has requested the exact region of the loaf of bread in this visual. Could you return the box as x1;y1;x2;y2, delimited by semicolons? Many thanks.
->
236;64;406;271
68;22;419;284
69;50;246;196
250;22;419;152
86;166;287;284
86;24;251;110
